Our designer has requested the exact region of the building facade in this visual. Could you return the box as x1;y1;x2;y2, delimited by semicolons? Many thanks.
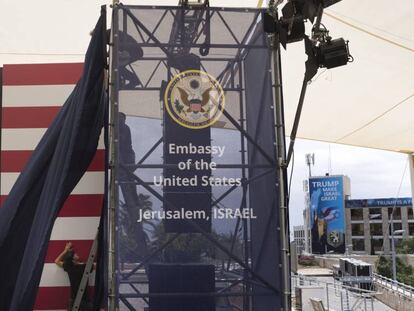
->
345;198;413;255
293;225;306;254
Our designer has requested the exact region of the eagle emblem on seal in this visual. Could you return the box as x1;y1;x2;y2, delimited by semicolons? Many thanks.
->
164;70;225;129
177;87;212;114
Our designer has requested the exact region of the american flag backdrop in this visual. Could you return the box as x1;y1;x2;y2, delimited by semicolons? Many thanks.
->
1;63;104;311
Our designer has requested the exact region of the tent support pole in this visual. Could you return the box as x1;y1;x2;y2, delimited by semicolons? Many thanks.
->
409;154;414;217
271;25;291;311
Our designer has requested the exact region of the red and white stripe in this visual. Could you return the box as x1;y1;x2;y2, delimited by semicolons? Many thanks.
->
1;63;104;311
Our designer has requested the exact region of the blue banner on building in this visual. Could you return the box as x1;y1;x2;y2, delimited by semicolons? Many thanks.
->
346;197;412;208
309;176;346;254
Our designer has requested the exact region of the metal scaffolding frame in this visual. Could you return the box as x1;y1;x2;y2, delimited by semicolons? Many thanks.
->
108;4;289;310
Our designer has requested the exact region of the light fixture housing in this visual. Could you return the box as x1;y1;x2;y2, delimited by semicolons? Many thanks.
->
317;38;350;69
281;16;306;44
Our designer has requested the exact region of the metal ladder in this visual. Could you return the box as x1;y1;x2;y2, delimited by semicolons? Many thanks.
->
71;232;99;311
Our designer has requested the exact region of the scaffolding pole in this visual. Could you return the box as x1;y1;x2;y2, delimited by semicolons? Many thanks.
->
271;26;291;311
109;4;120;310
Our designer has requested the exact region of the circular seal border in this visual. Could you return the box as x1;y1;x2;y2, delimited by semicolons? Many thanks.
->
164;70;225;129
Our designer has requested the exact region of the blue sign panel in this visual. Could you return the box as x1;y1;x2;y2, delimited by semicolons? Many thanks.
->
346;197;412;208
309;176;345;254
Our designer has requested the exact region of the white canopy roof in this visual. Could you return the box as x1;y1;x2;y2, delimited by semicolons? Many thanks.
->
281;0;414;153
1;0;413;153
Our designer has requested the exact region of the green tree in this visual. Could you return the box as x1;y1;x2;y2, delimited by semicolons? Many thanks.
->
376;255;414;286
119;193;154;263
151;222;215;263
396;237;414;254
399;273;414;287
376;255;392;278
214;231;244;269
151;223;244;265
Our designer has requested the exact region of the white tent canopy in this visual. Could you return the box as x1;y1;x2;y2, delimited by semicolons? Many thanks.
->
1;0;413;153
281;0;414;154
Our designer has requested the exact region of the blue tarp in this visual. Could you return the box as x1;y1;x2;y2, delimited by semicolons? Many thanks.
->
0;11;106;311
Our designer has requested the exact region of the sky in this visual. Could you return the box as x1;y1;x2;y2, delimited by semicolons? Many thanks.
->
1;0;413;230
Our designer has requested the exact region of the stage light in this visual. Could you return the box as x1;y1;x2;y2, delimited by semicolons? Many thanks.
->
310;22;352;70
280;16;306;44
263;3;306;48
264;0;351;65
279;1;306;46
304;34;352;81
282;0;317;23
285;0;343;23
317;37;350;69
281;1;297;19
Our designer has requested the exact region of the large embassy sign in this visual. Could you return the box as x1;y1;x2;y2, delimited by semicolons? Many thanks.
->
112;4;283;310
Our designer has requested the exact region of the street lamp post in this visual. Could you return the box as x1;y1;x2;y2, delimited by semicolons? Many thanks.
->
369;214;381;220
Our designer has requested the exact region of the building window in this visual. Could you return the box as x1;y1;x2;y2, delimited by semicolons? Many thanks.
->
370;223;383;236
409;223;414;235
408;208;414;220
351;208;363;221
388;207;401;220
352;239;365;251
389;222;402;235
352;223;364;236
372;239;384;253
